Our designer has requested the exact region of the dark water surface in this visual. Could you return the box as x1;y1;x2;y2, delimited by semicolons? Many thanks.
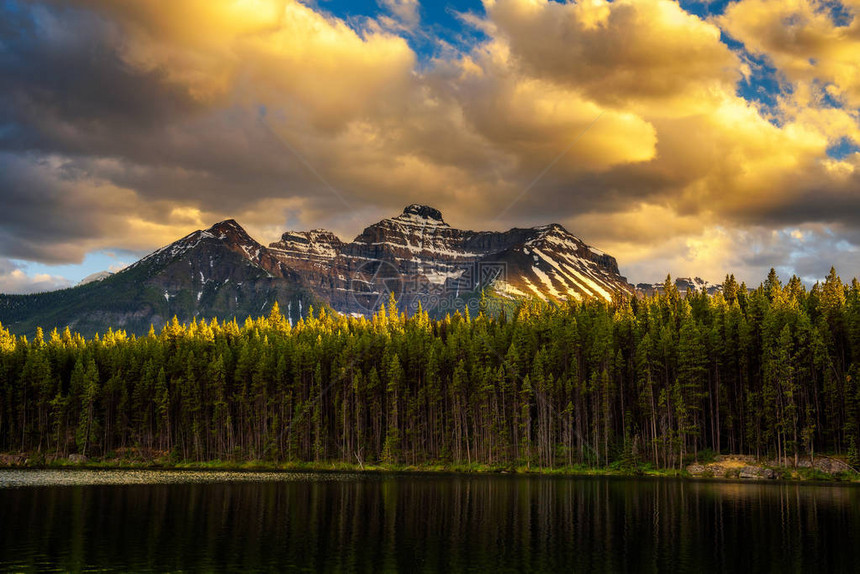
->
1;470;859;573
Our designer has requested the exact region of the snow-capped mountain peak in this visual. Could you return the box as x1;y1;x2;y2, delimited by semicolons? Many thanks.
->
270;229;343;259
128;219;273;275
268;205;634;313
78;271;113;286
207;219;248;240
392;204;448;227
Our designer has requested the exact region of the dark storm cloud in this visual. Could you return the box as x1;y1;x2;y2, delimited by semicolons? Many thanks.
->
0;3;199;152
0;2;314;202
735;177;860;228
0;152;152;262
494;160;699;228
0;1;332;261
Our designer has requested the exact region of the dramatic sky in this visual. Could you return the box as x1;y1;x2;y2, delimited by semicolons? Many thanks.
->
1;0;859;292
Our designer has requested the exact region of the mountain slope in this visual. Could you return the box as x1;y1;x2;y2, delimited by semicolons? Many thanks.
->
486;224;631;302
0;220;315;336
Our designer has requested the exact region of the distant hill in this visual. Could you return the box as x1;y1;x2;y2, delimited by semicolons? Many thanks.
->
636;277;723;297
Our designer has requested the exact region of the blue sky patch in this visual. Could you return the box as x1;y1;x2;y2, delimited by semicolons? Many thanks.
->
679;0;733;18
826;137;860;160
310;0;487;60
818;0;854;26
13;251;140;285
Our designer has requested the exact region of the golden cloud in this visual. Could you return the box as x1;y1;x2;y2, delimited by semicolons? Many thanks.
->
2;0;860;286
719;0;860;108
485;0;740;114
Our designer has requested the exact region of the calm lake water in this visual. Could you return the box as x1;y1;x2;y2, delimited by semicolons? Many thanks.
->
1;470;859;573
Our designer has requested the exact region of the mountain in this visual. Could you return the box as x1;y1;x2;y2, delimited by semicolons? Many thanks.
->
0;220;316;336
78;270;114;286
268;204;633;316
0;205;633;335
636;276;722;297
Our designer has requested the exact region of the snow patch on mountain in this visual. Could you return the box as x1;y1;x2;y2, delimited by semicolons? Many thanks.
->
78;271;113;286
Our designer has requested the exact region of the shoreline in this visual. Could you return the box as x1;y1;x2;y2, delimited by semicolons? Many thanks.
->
1;455;858;483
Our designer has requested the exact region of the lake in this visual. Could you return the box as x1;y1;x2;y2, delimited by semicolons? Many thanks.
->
1;470;858;572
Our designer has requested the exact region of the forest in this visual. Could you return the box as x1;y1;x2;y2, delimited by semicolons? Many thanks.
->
0;268;858;470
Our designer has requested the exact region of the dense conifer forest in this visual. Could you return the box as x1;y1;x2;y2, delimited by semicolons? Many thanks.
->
1;269;858;470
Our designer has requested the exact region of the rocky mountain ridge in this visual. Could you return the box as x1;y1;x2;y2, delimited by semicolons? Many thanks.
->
0;205;634;335
268;204;634;315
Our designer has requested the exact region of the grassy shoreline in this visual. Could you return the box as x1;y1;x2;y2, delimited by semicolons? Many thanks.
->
2;454;858;482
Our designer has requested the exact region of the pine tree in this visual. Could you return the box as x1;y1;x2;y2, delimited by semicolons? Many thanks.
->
76;359;100;457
